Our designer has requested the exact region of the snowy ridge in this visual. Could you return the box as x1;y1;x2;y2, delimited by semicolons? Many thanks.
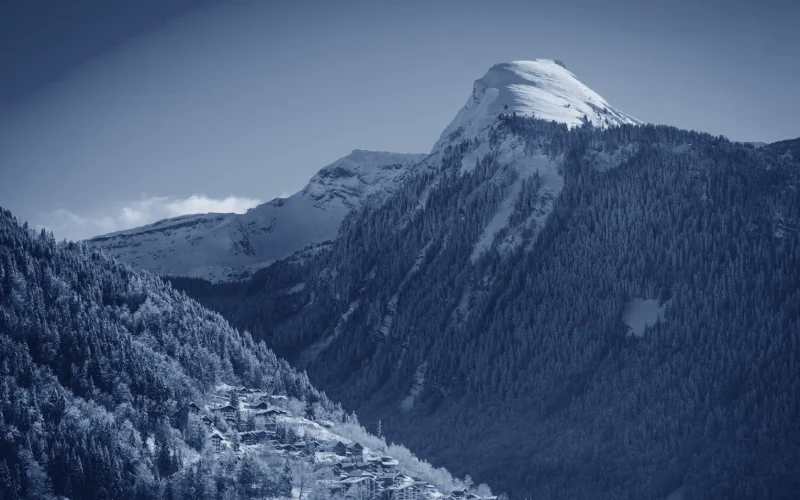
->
87;150;427;282
433;59;640;152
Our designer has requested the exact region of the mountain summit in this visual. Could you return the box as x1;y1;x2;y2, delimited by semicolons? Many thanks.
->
432;59;641;151
88;60;637;282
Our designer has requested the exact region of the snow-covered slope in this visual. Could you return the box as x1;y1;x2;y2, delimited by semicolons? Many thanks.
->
87;150;427;282
89;59;637;282
432;59;641;152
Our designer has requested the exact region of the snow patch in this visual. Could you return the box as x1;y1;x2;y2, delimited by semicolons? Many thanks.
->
471;174;522;261
623;299;667;337
586;144;639;172
470;140;563;261
379;241;432;337
666;487;684;500
298;300;361;367
451;286;473;325
400;363;427;411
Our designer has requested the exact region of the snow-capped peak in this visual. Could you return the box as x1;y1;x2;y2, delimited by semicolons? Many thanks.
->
432;59;641;152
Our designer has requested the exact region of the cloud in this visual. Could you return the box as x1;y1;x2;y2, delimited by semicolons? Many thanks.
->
42;194;262;241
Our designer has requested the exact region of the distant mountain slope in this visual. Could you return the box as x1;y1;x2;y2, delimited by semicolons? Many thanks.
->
766;137;800;161
171;61;800;500
86;150;428;282
0;208;481;500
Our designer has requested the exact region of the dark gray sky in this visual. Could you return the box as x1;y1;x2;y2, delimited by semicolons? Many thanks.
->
1;0;798;240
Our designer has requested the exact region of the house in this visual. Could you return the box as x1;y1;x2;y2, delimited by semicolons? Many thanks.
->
261;394;289;405
187;402;202;414
257;407;288;421
393;474;412;486
327;482;346;495
240;431;255;445
379;475;398;490
333;441;349;456
239;430;267;445
215;404;238;419
251;430;269;443
385;483;417;500
451;489;468;499
354;461;372;471
349;442;365;460
340;463;360;474
201;415;214;430
248;401;270;411
381;457;399;472
365;461;382;474
341;475;381;498
412;484;428;495
211;433;224;452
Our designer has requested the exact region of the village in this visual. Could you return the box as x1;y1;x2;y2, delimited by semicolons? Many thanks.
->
191;385;497;500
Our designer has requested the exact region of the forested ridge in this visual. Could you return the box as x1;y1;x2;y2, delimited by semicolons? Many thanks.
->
765;137;800;162
173;119;800;500
0;206;457;500
0;206;348;498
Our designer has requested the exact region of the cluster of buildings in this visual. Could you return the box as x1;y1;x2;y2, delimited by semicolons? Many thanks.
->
329;460;436;500
190;386;297;453
324;441;495;500
192;386;494;500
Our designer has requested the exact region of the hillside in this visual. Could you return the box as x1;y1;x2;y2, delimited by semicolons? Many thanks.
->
173;115;800;500
86;150;428;282
765;137;800;162
0;208;483;500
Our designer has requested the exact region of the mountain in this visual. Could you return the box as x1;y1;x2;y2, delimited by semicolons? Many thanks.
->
0;208;485;499
86;150;428;282
170;61;800;500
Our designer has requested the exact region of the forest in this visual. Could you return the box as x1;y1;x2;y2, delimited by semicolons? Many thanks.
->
0;208;478;499
172;118;800;500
